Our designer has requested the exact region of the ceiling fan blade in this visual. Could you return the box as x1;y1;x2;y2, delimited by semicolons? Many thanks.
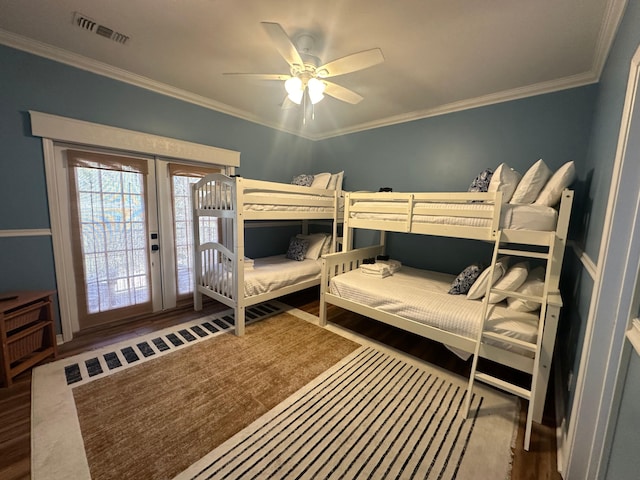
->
261;22;304;68
316;48;384;78
223;73;291;81
323;81;364;104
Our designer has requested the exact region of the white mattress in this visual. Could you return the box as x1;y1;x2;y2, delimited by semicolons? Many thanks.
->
202;190;342;214
350;202;557;231
243;255;322;297
329;265;539;352
244;193;344;213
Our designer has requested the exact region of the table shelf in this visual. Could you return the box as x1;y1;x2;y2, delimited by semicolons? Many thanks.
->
1;291;57;387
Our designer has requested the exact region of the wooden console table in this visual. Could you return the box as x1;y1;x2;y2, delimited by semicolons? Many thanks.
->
0;291;58;387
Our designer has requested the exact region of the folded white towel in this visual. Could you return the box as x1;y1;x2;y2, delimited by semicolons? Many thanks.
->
360;263;392;278
376;259;401;273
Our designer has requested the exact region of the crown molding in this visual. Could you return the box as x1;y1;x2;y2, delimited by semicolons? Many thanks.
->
1;0;626;143
592;0;629;75
313;72;599;140
0;29;311;140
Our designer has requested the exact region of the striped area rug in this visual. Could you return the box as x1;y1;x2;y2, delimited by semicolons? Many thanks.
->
178;346;517;480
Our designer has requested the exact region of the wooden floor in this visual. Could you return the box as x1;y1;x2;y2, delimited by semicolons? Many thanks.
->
0;290;561;480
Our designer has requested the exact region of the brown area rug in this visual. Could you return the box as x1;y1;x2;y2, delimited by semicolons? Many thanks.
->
72;312;360;480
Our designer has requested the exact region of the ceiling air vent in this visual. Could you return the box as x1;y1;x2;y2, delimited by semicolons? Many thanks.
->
72;12;130;45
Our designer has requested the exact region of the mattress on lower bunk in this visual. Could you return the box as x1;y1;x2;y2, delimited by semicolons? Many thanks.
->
243;255;322;297
329;265;539;353
350;202;557;231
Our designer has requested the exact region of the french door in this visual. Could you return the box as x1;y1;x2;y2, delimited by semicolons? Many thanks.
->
64;147;221;330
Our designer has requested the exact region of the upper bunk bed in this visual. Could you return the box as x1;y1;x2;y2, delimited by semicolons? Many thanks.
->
192;172;344;336
319;159;575;451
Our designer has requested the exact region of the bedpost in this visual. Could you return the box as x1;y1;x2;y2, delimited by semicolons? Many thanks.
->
320;256;329;326
234;177;246;336
192;182;203;311
343;192;353;251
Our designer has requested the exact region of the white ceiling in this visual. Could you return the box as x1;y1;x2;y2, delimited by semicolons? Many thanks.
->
0;0;626;140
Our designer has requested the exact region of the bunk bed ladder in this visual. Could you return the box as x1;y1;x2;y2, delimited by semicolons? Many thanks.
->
465;232;555;451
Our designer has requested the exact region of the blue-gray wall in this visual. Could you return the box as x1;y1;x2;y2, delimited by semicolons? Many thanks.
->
557;0;640;476
0;44;314;304
2;4;639;473
313;87;597;276
606;350;640;480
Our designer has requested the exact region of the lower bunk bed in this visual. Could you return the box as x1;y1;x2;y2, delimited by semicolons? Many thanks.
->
320;245;562;451
195;235;332;335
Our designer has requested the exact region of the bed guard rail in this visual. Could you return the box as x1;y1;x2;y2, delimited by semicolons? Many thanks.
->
196;241;237;301
343;190;503;244
193;173;339;213
320;245;385;324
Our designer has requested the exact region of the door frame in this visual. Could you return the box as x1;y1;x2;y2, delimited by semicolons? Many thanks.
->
30;111;240;342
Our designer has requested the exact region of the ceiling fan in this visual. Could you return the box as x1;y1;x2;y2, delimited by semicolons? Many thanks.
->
224;22;384;112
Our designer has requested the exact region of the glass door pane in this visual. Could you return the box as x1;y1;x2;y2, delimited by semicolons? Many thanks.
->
68;150;154;328
169;165;220;299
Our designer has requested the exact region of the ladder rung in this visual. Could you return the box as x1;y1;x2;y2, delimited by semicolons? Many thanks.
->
482;332;538;352
475;373;531;399
497;248;549;260
489;288;544;303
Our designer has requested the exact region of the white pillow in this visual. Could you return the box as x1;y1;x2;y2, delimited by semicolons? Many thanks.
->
507;266;546;312
327;171;344;191
467;257;511;300
296;233;328;260
488;163;522;203
488;262;529;303
311;172;331;189
534;161;576;207
509;159;552;204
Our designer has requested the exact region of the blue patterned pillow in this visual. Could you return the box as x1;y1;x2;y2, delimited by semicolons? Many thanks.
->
448;263;484;295
292;174;314;187
468;168;493;193
286;237;309;261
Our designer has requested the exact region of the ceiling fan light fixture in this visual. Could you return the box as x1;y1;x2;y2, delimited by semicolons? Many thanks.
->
308;77;326;104
285;76;303;104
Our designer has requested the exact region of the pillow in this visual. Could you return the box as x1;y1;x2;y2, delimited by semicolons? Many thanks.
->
285;237;309;261
310;172;331;189
509;159;552;204
467;256;510;300
291;174;314;187
488;261;529;303
507;266;546;312
488;163;522;203
327;171;344;191
296;233;328;260
448;263;484;295
321;235;333;256
534;161;576;207
468;168;493;193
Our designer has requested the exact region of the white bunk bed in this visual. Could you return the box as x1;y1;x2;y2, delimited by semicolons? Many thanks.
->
192;173;341;336
320;187;573;450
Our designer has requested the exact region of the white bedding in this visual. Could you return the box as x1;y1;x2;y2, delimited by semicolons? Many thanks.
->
244;192;344;213
244;255;322;296
329;265;539;353
350;201;557;231
202;190;342;213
